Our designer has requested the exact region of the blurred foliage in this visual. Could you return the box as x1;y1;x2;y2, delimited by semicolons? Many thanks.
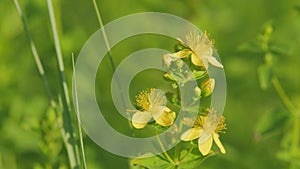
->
1;0;300;169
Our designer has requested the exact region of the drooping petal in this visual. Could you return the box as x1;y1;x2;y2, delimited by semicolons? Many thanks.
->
191;53;206;68
198;135;213;156
173;49;192;58
152;106;175;126
132;111;152;129
206;56;223;68
180;128;202;141
213;133;226;154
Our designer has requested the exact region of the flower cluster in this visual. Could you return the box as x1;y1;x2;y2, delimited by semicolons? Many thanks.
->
128;31;227;157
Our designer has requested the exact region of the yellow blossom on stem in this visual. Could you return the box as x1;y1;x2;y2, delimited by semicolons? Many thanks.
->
173;31;223;70
129;89;176;129
180;109;226;156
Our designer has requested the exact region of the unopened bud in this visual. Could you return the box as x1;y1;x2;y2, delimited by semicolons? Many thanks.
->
200;78;215;97
193;86;201;99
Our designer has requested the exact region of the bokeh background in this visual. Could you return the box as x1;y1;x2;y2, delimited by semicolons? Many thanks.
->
1;0;299;168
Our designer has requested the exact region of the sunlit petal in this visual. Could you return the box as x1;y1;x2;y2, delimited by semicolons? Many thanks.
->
213;133;226;154
152;107;175;126
132;111;152;129
172;49;192;58
180;128;202;141
198;135;213;156
191;54;206;67
206;56;223;68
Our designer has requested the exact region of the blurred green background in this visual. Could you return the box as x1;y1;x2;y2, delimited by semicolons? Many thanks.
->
1;0;299;168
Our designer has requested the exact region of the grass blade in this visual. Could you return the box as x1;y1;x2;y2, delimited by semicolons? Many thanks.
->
72;54;88;169
46;0;81;168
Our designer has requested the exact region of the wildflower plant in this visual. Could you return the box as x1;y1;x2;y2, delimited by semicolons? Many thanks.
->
243;23;300;169
130;31;227;168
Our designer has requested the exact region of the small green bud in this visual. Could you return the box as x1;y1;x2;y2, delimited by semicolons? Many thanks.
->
193;86;202;100
163;73;175;81
200;78;215;97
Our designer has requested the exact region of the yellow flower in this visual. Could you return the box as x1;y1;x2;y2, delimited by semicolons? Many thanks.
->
180;110;226;156
130;89;176;129
174;31;223;69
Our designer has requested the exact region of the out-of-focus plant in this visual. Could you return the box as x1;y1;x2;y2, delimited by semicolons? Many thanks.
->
13;0;85;168
244;23;300;169
129;31;227;169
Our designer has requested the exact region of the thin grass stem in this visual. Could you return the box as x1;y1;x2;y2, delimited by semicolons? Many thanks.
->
72;54;88;169
47;0;81;168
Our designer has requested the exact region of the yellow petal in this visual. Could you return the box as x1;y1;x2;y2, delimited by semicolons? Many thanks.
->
198;135;213;156
191;53;207;68
206;56;223;68
132;111;152;129
180;128;202;141
152;107;175;126
213;133;226;154
173;49;192;58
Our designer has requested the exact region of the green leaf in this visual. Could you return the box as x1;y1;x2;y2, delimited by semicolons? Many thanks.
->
178;149;214;169
254;109;289;140
130;154;174;169
257;64;272;90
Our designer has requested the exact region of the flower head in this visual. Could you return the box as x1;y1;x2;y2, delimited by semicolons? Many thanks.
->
130;89;176;129
180;109;226;155
174;31;223;70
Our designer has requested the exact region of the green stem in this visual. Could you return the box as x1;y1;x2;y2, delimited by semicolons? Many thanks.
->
13;0;58;112
72;55;88;169
92;0;133;131
179;143;195;162
47;0;81;168
155;133;175;165
271;76;297;115
272;76;299;169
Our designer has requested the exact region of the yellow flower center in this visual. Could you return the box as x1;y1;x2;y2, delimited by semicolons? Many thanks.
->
193;111;226;133
135;89;153;111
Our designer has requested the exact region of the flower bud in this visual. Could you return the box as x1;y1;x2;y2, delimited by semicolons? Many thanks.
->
200;78;215;97
193;86;201;100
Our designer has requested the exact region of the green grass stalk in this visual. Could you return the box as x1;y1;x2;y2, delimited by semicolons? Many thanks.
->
46;0;81;168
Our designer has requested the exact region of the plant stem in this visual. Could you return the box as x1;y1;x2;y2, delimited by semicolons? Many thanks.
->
47;0;81;168
72;54;88;169
271;76;297;115
92;0;133;130
272;76;299;169
180;143;195;162
13;0;58;112
155;133;175;165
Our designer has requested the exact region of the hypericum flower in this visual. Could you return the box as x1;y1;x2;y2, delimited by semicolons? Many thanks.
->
129;88;176;129
180;109;226;156
173;31;223;69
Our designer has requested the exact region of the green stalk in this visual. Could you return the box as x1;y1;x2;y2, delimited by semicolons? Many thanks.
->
92;0;133;130
46;0;80;168
72;54;88;169
13;0;58;112
155;133;175;165
272;76;297;115
272;76;299;169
